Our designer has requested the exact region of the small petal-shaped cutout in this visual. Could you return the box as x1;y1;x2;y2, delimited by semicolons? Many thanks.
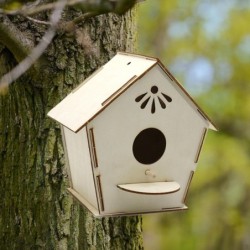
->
158;96;166;109
141;97;151;109
135;92;147;102
151;99;156;113
161;93;172;102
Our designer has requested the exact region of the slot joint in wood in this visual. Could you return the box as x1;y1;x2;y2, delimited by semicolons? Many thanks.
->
194;128;207;163
96;175;104;211
102;75;137;106
89;128;98;168
182;171;194;204
197;109;207;121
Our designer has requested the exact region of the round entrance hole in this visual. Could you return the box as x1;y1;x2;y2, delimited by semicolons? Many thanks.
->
132;128;166;165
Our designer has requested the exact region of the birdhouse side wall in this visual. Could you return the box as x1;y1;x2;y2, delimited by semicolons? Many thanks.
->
62;126;98;210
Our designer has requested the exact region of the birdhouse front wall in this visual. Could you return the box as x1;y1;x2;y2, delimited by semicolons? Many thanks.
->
86;64;209;215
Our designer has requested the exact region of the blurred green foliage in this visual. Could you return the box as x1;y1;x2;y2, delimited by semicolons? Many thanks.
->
0;0;24;10
137;1;250;249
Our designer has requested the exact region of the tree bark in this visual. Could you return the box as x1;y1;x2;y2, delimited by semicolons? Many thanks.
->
0;9;143;250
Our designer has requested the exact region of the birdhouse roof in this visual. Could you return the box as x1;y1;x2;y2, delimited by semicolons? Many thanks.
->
48;52;217;132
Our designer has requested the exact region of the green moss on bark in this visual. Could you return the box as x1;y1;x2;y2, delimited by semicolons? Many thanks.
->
0;8;143;250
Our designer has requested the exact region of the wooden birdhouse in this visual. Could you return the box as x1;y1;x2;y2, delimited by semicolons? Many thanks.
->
48;52;217;217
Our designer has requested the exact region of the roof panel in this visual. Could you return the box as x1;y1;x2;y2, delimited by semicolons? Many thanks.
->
48;53;157;132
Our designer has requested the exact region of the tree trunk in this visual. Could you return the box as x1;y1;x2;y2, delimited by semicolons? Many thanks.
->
0;9;143;249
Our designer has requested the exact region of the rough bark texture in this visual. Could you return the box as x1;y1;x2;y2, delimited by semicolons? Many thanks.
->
0;9;143;249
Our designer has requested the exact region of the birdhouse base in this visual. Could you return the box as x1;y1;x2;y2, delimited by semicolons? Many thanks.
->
68;187;188;217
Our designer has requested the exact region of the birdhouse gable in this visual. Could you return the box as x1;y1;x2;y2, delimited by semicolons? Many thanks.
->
156;60;217;131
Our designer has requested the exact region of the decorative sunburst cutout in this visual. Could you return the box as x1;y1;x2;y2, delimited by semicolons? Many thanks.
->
135;85;172;114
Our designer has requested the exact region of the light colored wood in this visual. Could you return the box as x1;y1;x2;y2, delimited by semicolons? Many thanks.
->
122;52;218;131
117;182;180;195
101;75;137;106
96;205;188;217
96;175;105;211
63;127;98;209
194;128;207;163
155;59;218;131
47;52;217;216
182;171;194;204
85;65;209;214
88;128;98;168
48;53;157;132
48;52;216;132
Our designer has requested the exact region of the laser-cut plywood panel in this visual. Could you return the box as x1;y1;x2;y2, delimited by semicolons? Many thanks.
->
48;52;217;217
